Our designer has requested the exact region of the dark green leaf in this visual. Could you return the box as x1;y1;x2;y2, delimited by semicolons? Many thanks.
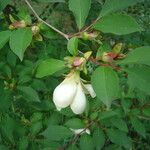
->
0;31;11;49
107;129;132;149
65;118;84;129
125;65;150;95
111;118;128;132
18;86;40;102
92;128;105;149
79;134;94;150
131;117;146;138
42;125;73;141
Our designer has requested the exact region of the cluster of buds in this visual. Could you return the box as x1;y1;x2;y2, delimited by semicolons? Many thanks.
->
65;51;92;74
53;71;96;114
101;43;126;63
9;20;26;29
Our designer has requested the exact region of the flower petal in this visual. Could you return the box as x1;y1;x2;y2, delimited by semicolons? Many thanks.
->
53;78;77;109
83;84;96;98
70;83;86;114
70;128;90;135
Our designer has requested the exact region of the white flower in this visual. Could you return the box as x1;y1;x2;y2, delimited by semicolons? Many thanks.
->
70;128;90;135
83;84;96;98
70;82;86;114
53;72;96;114
53;75;77;110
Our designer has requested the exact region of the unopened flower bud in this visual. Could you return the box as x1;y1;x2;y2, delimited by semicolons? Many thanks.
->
31;26;40;35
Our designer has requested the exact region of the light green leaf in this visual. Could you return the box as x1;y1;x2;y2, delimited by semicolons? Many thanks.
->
92;128;105;149
131;117;146;138
125;65;150;95
94;14;142;35
18;86;40;102
67;37;78;56
9;28;33;61
42;125;73;141
36;58;65;78
118;46;150;66
0;30;11;49
91;67;120;108
79;134;94;150
69;0;91;29
100;0;143;17
107;129;132;149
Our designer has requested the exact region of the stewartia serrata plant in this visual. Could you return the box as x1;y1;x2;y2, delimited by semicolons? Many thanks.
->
0;0;150;149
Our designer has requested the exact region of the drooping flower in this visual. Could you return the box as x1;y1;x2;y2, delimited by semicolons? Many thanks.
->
53;73;77;110
70;82;86;114
53;71;96;114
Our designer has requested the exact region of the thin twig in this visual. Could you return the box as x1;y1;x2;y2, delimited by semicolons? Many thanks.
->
24;0;69;40
59;121;95;150
68;19;99;38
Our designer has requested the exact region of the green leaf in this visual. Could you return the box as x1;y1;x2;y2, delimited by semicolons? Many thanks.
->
111;118;128;132
131;117;146;138
69;0;91;29
92;128;105;149
99;110;118;120
125;65;150;95
143;107;150;117
42;125;73;141
18;86;40;102
79;134;94;150
67;37;78;56
0;145;9;150
0;30;11;49
37;0;65;2
107;129;132;149
0;0;11;11
18;137;29;150
94;14;142;35
91;67;120;108
36;58;65;78
67;145;79;150
9;28;33;61
100;0;143;17
65;118;84;129
118;46;150;66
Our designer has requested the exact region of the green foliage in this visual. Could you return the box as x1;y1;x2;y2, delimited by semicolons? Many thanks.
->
99;0;142;17
0;0;150;149
92;67;120;108
36;58;65;78
67;37;78;56
9;28;33;61
69;0;91;29
94;13;142;35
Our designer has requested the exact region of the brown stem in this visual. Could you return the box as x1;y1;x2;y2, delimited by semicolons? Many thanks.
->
24;0;69;40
